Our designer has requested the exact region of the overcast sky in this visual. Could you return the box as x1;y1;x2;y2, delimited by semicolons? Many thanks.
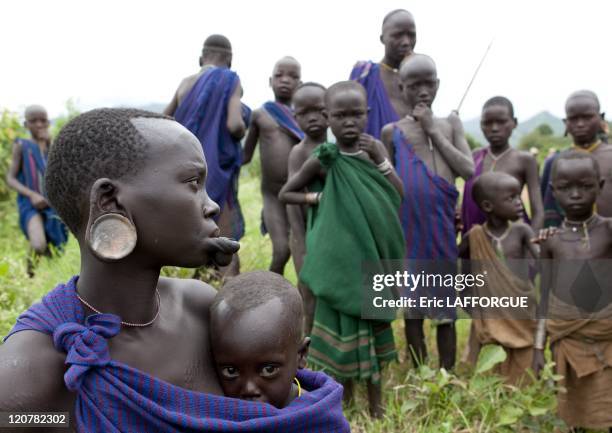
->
2;0;610;123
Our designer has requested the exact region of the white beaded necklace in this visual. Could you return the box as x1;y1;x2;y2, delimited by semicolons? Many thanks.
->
562;213;597;250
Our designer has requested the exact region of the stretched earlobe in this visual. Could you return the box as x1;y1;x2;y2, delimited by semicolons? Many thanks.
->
86;214;137;261
85;178;137;261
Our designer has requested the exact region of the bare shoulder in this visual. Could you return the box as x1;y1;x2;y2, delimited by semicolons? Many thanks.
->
434;116;453;133
602;216;612;234
513;221;535;237
596;143;612;153
594;144;612;166
516;149;537;163
289;142;307;164
0;330;71;411
289;141;305;158
158;276;217;316
381;122;395;137
250;107;262;122
178;73;200;93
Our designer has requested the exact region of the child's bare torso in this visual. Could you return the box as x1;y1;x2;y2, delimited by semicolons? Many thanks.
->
254;108;300;193
591;144;612;217
480;149;531;188
396;117;457;184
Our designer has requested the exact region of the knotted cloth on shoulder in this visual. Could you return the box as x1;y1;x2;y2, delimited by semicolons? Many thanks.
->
4;277;350;433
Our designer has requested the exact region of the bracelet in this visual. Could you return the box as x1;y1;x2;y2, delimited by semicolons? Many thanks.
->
305;192;321;205
534;319;547;350
377;158;392;175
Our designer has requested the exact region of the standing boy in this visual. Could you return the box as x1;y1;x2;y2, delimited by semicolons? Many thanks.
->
462;97;544;234
381;54;474;370
243;57;303;275
286;82;327;333
540;151;612;431
459;172;539;384
542;90;612;227
6;105;68;258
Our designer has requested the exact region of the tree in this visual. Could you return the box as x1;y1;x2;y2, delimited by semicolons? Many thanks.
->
536;123;553;136
519;124;571;165
0;110;26;201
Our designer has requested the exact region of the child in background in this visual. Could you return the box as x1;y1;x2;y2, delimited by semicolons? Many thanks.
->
243;57;303;275
459;171;539;384
280;80;405;417
462;96;543;234
286;82;327;334
540;151;612;431
6;105;68;262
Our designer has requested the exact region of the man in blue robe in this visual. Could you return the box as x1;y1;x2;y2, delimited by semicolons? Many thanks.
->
350;9;416;138
165;34;249;275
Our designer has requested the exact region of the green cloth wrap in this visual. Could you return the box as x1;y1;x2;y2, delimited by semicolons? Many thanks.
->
300;142;405;382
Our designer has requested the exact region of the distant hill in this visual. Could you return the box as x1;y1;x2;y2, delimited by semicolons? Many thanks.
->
463;111;565;147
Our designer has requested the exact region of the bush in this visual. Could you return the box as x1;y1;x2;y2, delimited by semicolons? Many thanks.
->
0;110;26;201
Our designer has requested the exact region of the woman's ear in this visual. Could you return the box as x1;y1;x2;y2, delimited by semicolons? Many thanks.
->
89;178;122;215
297;336;311;369
85;178;137;261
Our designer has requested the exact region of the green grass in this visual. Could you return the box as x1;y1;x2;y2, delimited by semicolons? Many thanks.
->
1;160;606;432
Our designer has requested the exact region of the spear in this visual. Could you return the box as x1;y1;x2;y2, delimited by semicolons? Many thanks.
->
455;38;494;114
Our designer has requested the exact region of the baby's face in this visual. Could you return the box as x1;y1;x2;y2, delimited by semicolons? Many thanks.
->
210;299;302;408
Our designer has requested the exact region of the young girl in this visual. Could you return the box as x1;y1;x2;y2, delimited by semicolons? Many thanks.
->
280;80;405;417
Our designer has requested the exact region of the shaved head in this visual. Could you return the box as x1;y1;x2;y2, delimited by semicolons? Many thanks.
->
472;171;517;208
25;104;47;119
382;9;414;31
325;80;366;106
565;90;600;112
202;34;232;53
272;56;301;74
201;34;232;67
399;53;437;80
